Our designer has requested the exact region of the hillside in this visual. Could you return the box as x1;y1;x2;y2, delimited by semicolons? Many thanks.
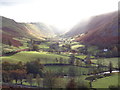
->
1;16;57;46
65;11;119;48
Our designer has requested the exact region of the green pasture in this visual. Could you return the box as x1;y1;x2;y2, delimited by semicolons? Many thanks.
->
1;51;69;64
71;45;84;50
91;58;119;68
45;65;92;75
75;55;94;59
92;73;119;88
38;44;49;49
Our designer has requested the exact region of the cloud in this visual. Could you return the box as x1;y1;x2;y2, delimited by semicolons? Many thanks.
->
0;0;31;6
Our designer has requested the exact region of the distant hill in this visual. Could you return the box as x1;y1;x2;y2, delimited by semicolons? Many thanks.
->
0;16;57;46
65;11;119;48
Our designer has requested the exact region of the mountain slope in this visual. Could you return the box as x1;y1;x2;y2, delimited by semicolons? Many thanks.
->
1;16;56;46
66;11;119;48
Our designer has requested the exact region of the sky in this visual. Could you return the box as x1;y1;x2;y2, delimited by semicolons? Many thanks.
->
0;0;118;32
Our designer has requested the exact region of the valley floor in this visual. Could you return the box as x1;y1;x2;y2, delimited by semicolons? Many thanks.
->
1;37;119;89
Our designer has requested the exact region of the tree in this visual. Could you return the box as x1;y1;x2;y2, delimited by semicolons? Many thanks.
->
2;70;11;83
27;74;33;86
43;71;57;88
69;54;75;65
85;54;91;67
32;44;39;51
36;74;41;87
2;61;25;71
62;44;71;52
96;59;103;73
68;66;76;77
26;60;44;77
18;69;26;85
9;69;26;84
2;61;11;71
55;58;59;63
16;61;24;70
10;70;19;84
92;68;98;75
78;47;84;54
2;61;26;84
59;57;63;64
111;46;118;57
89;80;92;88
49;43;59;52
75;60;82;66
109;61;113;73
57;48;62;54
66;78;77;89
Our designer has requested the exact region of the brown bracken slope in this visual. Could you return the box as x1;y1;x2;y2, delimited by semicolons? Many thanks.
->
66;11;119;48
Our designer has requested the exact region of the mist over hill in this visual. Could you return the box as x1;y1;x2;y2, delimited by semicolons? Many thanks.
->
65;11;119;48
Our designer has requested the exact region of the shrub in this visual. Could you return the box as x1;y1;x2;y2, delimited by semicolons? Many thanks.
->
104;73;111;77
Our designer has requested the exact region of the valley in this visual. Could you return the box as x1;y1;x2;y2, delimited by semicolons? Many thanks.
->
1;11;120;89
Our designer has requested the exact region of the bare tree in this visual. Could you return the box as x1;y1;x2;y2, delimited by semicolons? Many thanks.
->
109;61;113;73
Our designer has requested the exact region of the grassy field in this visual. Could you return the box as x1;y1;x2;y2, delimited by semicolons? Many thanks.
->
91;58;119;68
45;65;92;75
71;45;84;50
1;51;69;64
92;73;119;88
76;55;94;59
38;44;49;49
70;42;80;45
